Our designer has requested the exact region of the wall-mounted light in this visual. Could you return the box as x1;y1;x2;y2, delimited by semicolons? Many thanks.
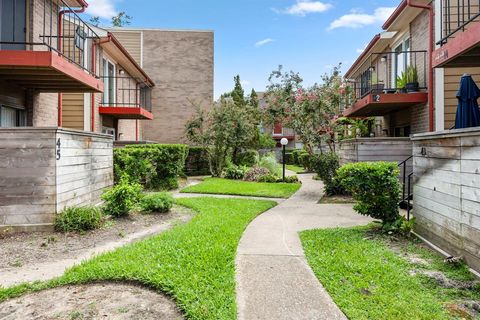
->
119;69;125;75
381;55;387;62
369;66;375;72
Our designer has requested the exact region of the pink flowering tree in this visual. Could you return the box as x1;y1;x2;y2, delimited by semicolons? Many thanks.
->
263;65;344;154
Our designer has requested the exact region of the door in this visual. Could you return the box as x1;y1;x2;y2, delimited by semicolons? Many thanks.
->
0;0;26;50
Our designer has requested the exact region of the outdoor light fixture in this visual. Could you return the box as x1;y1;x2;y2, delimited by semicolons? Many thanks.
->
281;138;289;182
119;69;125;75
381;55;388;62
369;66;375;72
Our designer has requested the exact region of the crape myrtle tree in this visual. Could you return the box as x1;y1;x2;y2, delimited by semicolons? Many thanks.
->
185;76;261;176
263;64;345;154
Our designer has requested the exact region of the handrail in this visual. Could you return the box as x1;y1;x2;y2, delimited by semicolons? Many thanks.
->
398;155;414;210
407;172;414;221
437;0;480;45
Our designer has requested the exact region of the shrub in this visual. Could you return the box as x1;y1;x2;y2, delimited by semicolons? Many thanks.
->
102;175;143;217
257;173;279;183
237;150;259;167
337;162;401;224
311;152;345;195
283;175;300;183
292;149;308;165
224;164;248;180
299;153;312;170
55;206;103;233
114;144;188;190
258;152;281;176
185;146;210;176
244;166;270;182
140;192;174;213
284;152;294;165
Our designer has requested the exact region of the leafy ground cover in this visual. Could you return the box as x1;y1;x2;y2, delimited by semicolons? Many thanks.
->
286;164;307;174
181;178;301;198
0;197;276;320
301;225;480;320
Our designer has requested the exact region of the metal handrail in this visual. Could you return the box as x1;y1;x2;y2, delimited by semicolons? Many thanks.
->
398;155;414;210
437;0;480;45
407;172;414;221
99;76;152;111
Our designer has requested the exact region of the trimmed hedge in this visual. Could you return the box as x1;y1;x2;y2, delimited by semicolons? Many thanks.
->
185;146;210;176
114;144;188;190
337;162;401;224
310;152;345;196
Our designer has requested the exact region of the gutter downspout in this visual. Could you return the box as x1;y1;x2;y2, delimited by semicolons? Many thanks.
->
57;4;87;127
407;0;435;132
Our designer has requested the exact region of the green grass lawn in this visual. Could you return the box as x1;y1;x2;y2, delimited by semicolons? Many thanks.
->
301;225;480;320
286;164;307;174
0;197;276;320
181;177;301;198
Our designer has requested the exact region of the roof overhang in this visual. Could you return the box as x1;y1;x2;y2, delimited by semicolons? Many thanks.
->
382;0;430;31
0;50;103;93
61;0;89;8
97;33;154;86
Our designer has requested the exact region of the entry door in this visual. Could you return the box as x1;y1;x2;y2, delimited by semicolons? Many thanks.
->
0;0;26;50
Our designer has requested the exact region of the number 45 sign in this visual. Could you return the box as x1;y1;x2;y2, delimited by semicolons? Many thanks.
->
56;138;61;160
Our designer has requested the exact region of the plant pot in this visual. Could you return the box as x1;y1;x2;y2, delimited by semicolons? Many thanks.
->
406;82;419;93
398;88;407;94
370;83;385;94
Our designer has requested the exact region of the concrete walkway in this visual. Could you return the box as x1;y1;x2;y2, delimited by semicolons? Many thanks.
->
235;174;371;320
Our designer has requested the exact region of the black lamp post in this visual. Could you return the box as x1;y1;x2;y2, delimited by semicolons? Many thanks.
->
281;138;289;182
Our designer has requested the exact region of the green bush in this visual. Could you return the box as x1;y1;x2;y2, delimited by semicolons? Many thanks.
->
114;144;188;190
258;152;281;176
102;175;143;217
299;153;312;170
257;173;279;183
140;192;174;213
224;164;248;180
236;150;259;167
55;206;103;233
283;175;300;183
185;146;210;176
292;149;308;165
311;152;345;196
284;152;294;165
337;162;401;224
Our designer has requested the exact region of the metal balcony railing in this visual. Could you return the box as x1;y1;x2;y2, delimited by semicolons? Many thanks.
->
0;0;100;77
345;50;428;106
99;76;153;112
438;0;480;45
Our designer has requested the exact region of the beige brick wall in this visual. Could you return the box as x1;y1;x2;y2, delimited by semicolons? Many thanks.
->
118;120;140;141
31;93;58;127
140;30;214;143
29;0;59;51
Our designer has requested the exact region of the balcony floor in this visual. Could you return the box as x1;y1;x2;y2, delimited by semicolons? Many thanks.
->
434;20;480;68
99;106;154;120
343;92;428;117
0;51;103;93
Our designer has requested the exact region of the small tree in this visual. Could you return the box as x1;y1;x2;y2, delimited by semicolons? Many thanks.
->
112;12;132;27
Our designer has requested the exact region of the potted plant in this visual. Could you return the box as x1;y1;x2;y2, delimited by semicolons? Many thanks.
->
405;66;419;92
370;72;385;93
396;71;408;93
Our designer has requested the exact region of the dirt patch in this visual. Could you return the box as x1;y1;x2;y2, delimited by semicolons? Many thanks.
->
0;283;184;320
0;206;192;271
318;194;354;204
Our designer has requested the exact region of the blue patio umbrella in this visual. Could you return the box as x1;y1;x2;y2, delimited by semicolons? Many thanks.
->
455;74;480;129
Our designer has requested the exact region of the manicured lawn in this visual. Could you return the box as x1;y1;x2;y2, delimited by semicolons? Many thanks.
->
0;197;276;320
301;225;480;320
181;178;301;198
286;164;307;174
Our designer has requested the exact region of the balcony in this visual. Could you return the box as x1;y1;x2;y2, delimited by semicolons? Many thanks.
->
433;0;480;67
0;0;103;92
344;50;428;117
99;76;154;120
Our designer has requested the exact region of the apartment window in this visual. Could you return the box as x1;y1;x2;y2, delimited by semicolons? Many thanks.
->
0;105;26;127
102;59;116;105
393;38;411;87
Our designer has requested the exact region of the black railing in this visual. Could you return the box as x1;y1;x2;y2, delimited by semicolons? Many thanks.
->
398;156;414;218
99;76;153;112
438;0;480;45
0;0;99;77
345;50;428;106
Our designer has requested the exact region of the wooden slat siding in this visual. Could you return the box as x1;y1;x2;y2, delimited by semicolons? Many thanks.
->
338;138;413;179
412;129;480;272
443;68;480;130
62;93;84;130
0;129;57;227
110;30;142;65
55;130;113;213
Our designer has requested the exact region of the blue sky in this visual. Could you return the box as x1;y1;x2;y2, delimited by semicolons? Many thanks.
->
84;0;400;98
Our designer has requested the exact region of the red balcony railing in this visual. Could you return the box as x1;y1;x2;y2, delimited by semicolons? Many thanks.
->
99;76;152;111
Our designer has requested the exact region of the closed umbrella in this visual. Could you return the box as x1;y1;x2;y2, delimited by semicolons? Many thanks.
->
455;74;480;129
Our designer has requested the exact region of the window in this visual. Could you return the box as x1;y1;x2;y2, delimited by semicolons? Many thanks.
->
393;38;411;88
102;59;116;105
0;105;26;127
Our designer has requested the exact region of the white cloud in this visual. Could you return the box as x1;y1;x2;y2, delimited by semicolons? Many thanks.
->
328;7;395;30
86;0;117;19
276;1;333;17
255;38;275;47
240;80;251;87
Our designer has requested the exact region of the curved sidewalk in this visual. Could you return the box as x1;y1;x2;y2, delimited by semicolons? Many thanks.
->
235;174;371;320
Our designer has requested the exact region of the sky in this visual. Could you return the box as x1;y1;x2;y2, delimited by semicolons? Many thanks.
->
83;0;401;98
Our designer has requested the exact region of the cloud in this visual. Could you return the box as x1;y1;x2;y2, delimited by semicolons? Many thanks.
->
240;80;251;87
85;0;117;19
255;38;275;47
328;7;395;30
276;1;333;17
